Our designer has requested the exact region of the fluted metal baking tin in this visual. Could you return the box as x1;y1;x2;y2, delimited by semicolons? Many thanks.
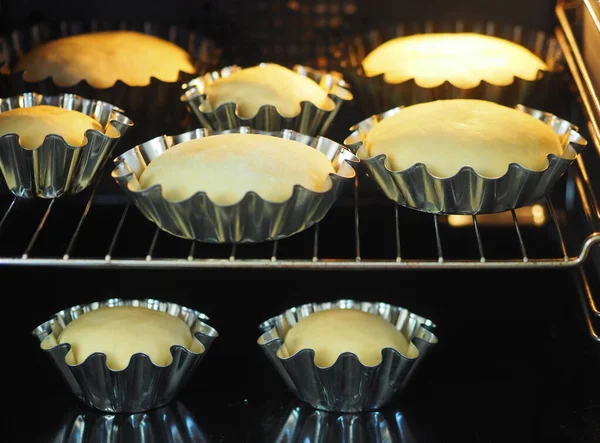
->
111;127;358;243
32;298;218;413
332;21;564;116
0;92;133;198
181;63;353;136
0;21;221;138
271;403;416;442
344;104;588;215
52;401;211;443
257;299;438;413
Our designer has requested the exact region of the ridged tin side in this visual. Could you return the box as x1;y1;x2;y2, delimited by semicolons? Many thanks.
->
344;105;588;215
180;63;353;136
52;402;211;443
0;21;221;138
32;298;218;413
331;21;564;116
0;92;133;198
111;127;358;243
257;299;438;413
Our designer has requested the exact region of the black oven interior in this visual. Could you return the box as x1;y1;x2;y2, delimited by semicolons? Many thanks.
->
0;0;599;442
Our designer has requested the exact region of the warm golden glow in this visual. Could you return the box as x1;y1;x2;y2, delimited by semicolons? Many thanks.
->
446;204;547;227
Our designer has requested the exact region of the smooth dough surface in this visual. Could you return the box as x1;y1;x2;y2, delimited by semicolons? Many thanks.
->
139;133;336;204
366;99;563;178
201;64;335;118
14;31;196;88
362;33;548;88
57;306;199;370
277;308;418;367
0;105;102;149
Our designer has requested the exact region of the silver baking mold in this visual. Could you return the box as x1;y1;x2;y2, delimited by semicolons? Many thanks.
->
111;126;358;243
32;298;218;413
331;21;564;115
271;402;416;442
181;63;353;137
257;299;437;413
0;92;133;198
0;21;221;138
344;104;588;215
51;401;212;443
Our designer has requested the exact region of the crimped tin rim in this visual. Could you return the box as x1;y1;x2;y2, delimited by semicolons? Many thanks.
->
344;104;587;181
258;299;438;369
334;20;563;89
33;298;218;372
180;62;353;119
112;127;359;208
0;91;134;150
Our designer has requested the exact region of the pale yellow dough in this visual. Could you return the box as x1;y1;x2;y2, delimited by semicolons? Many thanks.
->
139;133;336;204
0;105;102;149
277;308;418;367
56;306;199;370
200;64;335;118
366;99;563;178
362;33;548;88
15;31;196;88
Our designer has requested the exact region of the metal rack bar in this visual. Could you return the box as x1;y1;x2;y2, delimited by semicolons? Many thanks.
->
354;175;361;261
312;223;319;262
63;178;102;260
576;267;600;341
22;198;55;259
146;228;160;261
0;196;17;234
472;215;485;262
394;204;402;262
105;203;130;262
433;215;443;263
511;209;529;262
546;198;570;261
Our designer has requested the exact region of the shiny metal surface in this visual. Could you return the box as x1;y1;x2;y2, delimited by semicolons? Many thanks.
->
271;403;416;443
111;127;358;243
32;298;219;413
0;93;133;199
51;401;212;443
332;21;563;116
0;21;221;132
344;105;587;214
257;299;438;413
181;63;353;136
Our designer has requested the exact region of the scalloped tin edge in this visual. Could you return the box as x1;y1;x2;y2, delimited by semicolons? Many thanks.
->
111;127;359;243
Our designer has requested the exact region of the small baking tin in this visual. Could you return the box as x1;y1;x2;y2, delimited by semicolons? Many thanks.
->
344;104;588;215
0;92;133;199
271;403;415;442
180;63;353;137
32;298;218;413
0;21;221;138
257;299;438;413
332;21;564;116
111;126;358;243
52;401;211;443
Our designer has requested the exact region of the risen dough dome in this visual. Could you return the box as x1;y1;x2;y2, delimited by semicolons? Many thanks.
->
139;133;336;204
277;308;418;367
200;64;335;118
57;306;197;370
0;105;102;149
362;33;548;88
14;31;196;88
366;99;563;178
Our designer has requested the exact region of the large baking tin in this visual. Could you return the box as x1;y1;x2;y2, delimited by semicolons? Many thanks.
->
0;92;133;198
0;21;221;139
111;127;358;243
32;298;218;413
257;299;438;413
331;21;564;116
344;104;588;215
52;401;211;443
180;63;353;136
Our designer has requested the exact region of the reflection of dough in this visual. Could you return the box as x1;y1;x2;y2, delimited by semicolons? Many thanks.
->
139;133;336;204
362;33;548;88
277;308;418;367
366;99;563;178
201;64;335;118
0;105;102;149
58;306;199;370
15;31;195;88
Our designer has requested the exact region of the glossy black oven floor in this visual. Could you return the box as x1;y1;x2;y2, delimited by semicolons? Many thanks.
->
3;267;599;443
